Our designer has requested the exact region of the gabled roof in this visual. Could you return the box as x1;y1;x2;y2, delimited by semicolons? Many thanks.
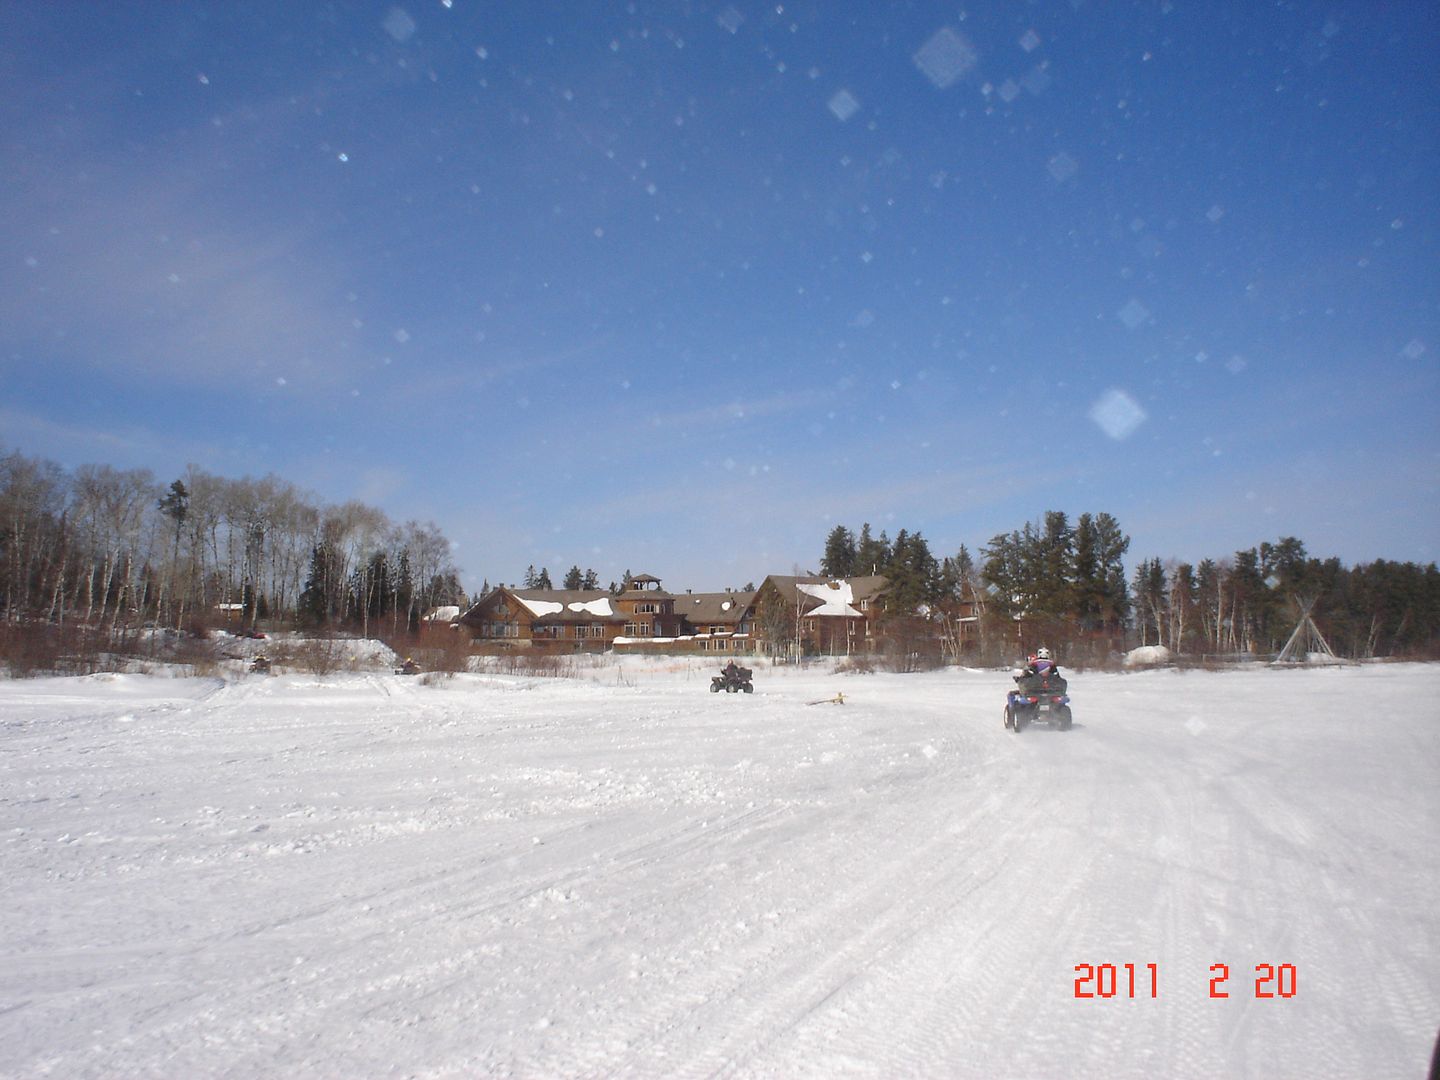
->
672;591;757;625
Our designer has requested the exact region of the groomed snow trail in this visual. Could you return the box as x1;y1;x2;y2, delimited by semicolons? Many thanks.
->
1;662;1436;1078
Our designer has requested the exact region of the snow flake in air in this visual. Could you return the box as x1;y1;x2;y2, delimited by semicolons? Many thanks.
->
1089;388;1147;441
1117;298;1150;329
1047;152;1078;183
913;28;978;89
1020;65;1052;96
716;7;744;34
383;8;417;43
828;89;860;121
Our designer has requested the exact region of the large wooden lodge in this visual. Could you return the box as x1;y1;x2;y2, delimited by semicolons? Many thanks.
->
457;573;893;656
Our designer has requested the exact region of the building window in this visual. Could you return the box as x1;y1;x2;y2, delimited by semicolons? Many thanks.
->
635;602;657;614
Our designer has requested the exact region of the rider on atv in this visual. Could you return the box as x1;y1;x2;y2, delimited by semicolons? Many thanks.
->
1019;647;1061;683
1005;646;1072;731
1009;646;1066;702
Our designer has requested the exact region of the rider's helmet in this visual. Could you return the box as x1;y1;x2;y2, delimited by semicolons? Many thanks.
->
1035;647;1052;660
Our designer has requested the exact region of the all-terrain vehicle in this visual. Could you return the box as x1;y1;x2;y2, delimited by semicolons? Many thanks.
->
249;655;272;675
396;657;422;676
710;663;754;693
1004;665;1071;732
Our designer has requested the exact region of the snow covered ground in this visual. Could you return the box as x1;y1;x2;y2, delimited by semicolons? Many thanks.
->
2;658;1436;1079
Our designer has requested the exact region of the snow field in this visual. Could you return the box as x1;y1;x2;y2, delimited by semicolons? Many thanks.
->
1;660;1436;1078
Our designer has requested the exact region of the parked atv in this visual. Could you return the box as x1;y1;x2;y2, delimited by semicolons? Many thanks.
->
1004;666;1071;732
396;657;422;676
249;655;272;675
710;663;754;694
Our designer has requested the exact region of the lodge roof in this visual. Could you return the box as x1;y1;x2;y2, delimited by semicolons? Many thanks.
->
672;591;757;624
462;587;627;624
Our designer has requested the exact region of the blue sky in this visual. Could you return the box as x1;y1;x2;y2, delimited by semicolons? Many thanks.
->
2;1;1436;592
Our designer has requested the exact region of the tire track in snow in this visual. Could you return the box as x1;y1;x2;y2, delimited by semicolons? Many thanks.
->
569;742;1067;1078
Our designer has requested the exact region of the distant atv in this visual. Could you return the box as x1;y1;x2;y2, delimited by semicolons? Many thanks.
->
1004;666;1071;732
396;658;422;676
710;664;754;694
249;655;272;675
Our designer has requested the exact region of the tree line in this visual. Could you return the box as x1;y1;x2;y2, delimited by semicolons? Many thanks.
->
1129;539;1440;659
820;513;1130;660
819;515;1439;660
0;448;465;635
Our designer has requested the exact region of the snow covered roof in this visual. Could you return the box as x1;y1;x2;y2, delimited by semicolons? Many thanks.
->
454;588;627;624
514;591;619;620
797;580;863;618
762;575;888;616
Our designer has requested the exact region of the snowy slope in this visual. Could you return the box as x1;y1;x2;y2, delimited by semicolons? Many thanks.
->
1;661;1436;1079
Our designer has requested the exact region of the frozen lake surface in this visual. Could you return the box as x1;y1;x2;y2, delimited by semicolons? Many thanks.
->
2;658;1436;1078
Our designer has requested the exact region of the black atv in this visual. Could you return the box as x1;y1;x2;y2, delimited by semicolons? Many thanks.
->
1004;667;1071;732
249;655;272;675
710;664;754;694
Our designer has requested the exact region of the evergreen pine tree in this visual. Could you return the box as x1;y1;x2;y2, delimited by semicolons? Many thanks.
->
1073;513;1103;630
885;531;940;611
1092;512;1131;631
299;541;343;626
820;525;857;578
855;524;887;577
1033;511;1076;616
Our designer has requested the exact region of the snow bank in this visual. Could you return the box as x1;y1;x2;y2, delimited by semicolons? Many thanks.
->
1124;644;1173;667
